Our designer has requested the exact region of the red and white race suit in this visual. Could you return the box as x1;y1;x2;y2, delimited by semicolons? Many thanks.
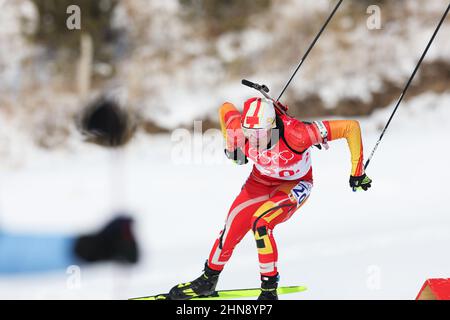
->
208;102;364;276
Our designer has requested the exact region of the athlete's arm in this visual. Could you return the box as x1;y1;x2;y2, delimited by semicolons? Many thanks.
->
219;102;244;150
322;120;364;176
321;120;372;191
279;117;364;176
218;103;248;165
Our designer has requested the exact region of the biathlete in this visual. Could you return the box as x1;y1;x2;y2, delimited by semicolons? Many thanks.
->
169;97;372;300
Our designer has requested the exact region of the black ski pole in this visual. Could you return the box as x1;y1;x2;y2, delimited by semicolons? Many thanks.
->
364;2;450;171
276;0;343;102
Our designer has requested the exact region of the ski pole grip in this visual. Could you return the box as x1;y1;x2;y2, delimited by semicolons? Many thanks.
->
241;79;270;93
242;79;256;88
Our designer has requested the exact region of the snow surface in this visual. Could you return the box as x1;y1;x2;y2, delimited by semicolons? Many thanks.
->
0;92;449;299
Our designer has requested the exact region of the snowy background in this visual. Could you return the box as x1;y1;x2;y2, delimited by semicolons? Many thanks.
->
0;0;449;299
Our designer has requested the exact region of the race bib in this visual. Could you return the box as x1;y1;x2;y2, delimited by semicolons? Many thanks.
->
290;181;313;206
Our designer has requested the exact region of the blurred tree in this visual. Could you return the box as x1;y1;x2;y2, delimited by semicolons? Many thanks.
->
179;0;271;36
29;0;120;63
349;0;387;6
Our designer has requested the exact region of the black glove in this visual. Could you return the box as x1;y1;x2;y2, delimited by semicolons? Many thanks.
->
74;216;139;264
224;148;248;165
349;173;372;191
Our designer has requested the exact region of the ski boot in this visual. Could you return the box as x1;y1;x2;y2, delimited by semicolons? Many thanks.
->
74;215;139;264
169;263;221;300
257;274;279;300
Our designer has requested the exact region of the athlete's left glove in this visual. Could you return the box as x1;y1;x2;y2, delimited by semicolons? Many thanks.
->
349;174;372;191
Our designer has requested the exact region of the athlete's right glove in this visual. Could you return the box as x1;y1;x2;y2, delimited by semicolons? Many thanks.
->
349;174;372;191
224;148;248;165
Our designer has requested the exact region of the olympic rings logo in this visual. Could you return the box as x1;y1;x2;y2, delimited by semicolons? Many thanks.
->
248;147;295;165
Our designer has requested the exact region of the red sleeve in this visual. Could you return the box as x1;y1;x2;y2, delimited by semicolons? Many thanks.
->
283;118;322;152
219;102;245;151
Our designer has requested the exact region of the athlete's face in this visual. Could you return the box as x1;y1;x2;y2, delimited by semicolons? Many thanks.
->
242;127;272;149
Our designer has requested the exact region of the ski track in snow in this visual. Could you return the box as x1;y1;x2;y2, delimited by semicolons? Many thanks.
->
0;92;449;299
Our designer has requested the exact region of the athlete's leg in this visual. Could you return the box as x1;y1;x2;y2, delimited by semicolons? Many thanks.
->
169;177;272;300
207;178;271;271
251;180;313;276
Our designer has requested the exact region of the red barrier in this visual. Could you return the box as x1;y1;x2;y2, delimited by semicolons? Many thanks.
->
416;278;450;300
